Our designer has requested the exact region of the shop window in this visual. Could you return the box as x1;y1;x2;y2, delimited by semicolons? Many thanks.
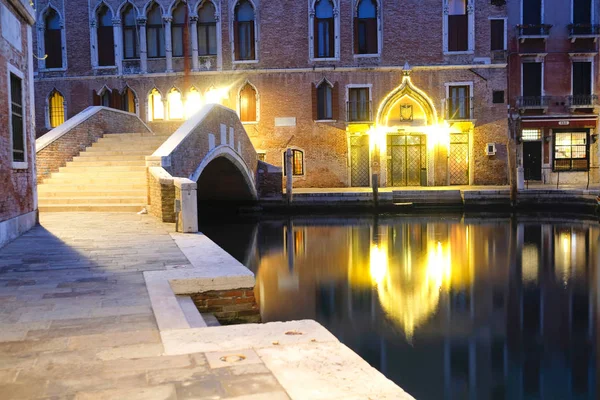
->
283;149;304;176
355;0;378;55
171;2;187;57
97;5;115;66
198;1;217;56
521;129;541;141
48;90;65;128
234;0;255;61
122;4;139;59
147;3;165;58
239;83;257;122
44;9;63;69
314;0;334;58
554;131;589;171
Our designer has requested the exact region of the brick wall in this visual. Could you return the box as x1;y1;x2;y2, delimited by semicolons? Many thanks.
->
256;160;283;198
0;0;36;224
147;167;175;223
190;288;261;325
36;107;150;183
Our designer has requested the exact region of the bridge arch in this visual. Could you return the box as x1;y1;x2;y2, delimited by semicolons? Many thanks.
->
190;145;258;203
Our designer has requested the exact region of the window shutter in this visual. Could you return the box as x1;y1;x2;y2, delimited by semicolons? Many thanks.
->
332;82;339;120
312;83;318;121
233;21;240;60
353;17;359;54
313;17;319;58
92;90;101;106
111;89;121;109
366;19;378;54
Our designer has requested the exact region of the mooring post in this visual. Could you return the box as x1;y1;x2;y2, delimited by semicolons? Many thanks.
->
286;148;293;205
372;172;379;208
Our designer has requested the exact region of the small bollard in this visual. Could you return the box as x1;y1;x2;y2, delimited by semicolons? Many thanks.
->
285;148;293;205
372;173;379;208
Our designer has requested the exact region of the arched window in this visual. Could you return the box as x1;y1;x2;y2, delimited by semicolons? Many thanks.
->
48;90;65;128
239;83;257;122
44;9;63;69
97;5;115;66
147;3;165;58
121;87;137;113
198;1;217;56
171;2;187;57
314;0;334;58
316;82;332;120
355;0;377;54
234;0;255;61
283;149;304;176
122;4;139;59
148;88;164;121
185;87;202;118
168;88;184;120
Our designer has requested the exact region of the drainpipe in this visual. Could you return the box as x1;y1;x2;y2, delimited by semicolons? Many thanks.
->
285;148;293;205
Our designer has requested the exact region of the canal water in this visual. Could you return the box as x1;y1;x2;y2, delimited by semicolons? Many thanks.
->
200;214;600;400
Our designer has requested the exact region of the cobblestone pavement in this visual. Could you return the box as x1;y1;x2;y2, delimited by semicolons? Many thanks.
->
0;213;289;400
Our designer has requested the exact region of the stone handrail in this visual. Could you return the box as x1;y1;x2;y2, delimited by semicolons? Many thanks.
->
35;106;151;183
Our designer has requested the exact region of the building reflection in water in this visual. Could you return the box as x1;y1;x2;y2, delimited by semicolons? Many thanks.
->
203;216;600;400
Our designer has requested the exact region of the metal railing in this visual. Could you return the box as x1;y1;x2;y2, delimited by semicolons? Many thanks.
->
445;97;473;120
568;23;600;36
346;100;372;123
568;94;598;108
516;96;551;109
517;24;553;37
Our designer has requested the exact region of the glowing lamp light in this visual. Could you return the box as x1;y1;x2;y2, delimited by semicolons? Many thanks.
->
426;123;451;150
368;126;388;155
205;86;230;104
184;89;202;119
168;90;184;120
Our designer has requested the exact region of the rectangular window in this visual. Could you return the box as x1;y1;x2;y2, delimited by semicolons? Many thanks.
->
198;24;217;55
448;0;468;52
490;19;505;51
572;61;592;96
123;27;138;59
316;19;334;58
492;90;505;104
448;85;471;119
10;73;25;164
574;0;592;24
522;63;542;97
172;25;184;57
257;152;266;162
523;0;542;25
348;87;370;122
283;149;304;176
554;131;589;171
237;21;255;60
147;25;165;58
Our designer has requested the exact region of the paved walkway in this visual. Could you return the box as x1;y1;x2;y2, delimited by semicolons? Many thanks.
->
0;213;288;400
293;184;600;193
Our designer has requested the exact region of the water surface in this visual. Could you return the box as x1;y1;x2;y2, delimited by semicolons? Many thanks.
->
200;214;600;400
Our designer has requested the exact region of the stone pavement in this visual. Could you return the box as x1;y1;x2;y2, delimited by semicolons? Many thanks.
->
0;213;290;400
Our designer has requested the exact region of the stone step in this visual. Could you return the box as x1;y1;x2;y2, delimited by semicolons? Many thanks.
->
43;177;147;185
39;204;146;213
37;189;146;197
81;149;155;156
96;137;168;145
103;132;171;138
38;196;146;205
72;155;146;162
58;165;147;172
50;171;146;179
65;160;146;167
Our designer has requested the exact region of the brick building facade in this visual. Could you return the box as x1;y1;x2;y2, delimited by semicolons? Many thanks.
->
0;0;37;248
508;0;600;185
33;0;510;188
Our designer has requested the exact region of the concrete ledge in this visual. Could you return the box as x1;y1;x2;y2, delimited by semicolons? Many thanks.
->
174;178;197;190
149;167;174;185
0;210;37;249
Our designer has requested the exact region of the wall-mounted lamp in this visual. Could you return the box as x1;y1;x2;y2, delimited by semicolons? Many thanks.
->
592;134;598;144
544;135;551;143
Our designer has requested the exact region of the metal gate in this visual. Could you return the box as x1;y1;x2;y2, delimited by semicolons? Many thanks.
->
350;135;370;187
387;134;427;186
449;133;469;185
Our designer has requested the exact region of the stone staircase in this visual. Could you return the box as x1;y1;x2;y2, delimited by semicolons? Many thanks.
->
38;132;171;212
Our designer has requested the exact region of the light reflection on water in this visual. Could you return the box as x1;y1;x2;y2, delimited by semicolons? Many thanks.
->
200;215;600;400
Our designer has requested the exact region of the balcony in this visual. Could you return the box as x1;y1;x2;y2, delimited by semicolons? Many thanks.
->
568;24;600;42
517;24;552;43
517;96;551;112
346;101;372;123
568;94;598;109
445;97;473;121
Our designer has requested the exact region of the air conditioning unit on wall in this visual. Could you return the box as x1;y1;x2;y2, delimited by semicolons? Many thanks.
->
486;143;497;156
